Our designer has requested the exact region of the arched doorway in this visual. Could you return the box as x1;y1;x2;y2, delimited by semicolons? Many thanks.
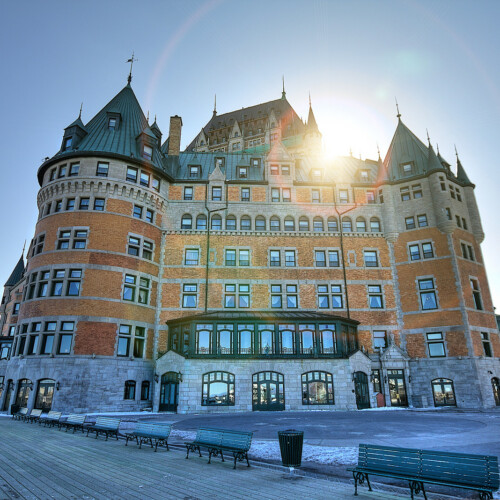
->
159;372;179;412
2;380;14;411
492;378;500;406
353;371;370;409
35;379;55;411
15;379;32;408
252;371;285;411
431;378;456;407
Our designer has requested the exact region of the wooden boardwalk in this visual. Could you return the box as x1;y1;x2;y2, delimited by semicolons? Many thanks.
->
0;418;414;499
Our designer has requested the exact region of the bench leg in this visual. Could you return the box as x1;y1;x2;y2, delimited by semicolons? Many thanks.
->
154;440;158;452
139;437;142;449
185;445;190;459
478;493;493;500
409;480;425;500
353;472;369;496
125;435;129;446
149;438;154;449
165;439;169;451
246;452;250;468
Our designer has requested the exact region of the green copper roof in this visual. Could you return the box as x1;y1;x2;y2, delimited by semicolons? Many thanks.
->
65;116;86;130
456;155;473;186
5;255;25;287
427;143;444;172
307;104;319;132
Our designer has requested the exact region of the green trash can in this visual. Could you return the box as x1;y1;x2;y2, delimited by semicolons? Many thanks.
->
278;429;304;468
10;404;20;416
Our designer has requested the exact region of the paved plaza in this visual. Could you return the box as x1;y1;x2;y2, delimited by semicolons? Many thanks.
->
0;416;469;500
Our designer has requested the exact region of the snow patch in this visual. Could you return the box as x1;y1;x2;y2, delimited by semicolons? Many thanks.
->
171;429;196;440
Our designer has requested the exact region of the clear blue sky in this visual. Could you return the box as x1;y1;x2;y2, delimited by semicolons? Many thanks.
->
1;0;499;310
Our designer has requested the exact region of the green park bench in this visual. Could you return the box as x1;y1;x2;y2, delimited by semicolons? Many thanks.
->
26;409;43;423
125;422;172;452
13;408;28;421
86;416;121;441
58;414;87;433
39;411;62;427
348;443;499;500
185;427;253;469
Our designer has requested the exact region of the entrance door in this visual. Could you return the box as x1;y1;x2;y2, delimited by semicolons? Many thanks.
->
431;378;456;407
387;369;408;407
2;380;13;411
15;379;32;408
252;372;285;411
159;372;179;412
492;378;500;406
353;371;370;409
35;379;55;411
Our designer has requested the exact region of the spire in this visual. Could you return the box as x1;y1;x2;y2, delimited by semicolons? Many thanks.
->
213;94;217;117
126;52;138;85
5;254;25;287
377;143;381;161
426;129;431;146
455;146;473;186
282;76;286;99
306;93;319;132
395;97;401;119
79;102;83;119
427;142;443;172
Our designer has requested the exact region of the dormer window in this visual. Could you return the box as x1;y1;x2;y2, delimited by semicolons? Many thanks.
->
270;164;279;175
108;118;117;130
64;137;73;151
189;165;201;178
281;165;290;176
251;158;260;168
234;132;239;137
312;168;322;179
215;158;225;169
400;162;413;176
238;166;248;179
143;145;153;161
360;170;369;182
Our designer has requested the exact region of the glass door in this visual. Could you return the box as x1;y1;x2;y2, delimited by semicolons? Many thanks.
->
159;372;179;412
387;369;408;407
432;378;456;407
2;380;13;411
353;371;370;409
35;379;55;411
252;372;284;411
15;379;32;408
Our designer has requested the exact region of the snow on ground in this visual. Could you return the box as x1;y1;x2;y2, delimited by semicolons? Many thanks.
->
249;441;358;466
171;429;196;440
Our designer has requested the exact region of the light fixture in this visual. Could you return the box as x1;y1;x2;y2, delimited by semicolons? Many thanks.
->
56;382;60;391
384;375;388;384
154;373;159;383
408;375;412;383
177;371;183;382
28;381;33;390
0;382;4;391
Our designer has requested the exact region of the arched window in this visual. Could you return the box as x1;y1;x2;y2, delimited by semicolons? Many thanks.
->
124;380;136;400
431;378;456;407
299;217;309;232
211;214;222;230
356;217;366;232
313;217;324;232
327;216;338;232
141;381;150;400
255;216;266;231
370;217;381;232
226;215;236;230
270;216;280;231
284;216;295;231
302;371;334;405
196;324;213;355
342;217;352;232
202;371;235;406
15;379;32;407
181;214;192;230
196;214;207;230
240;216;251;230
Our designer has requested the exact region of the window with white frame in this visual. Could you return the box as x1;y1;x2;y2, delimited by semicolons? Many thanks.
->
419;278;438;310
426;332;445;357
318;284;343;309
182;284;197;308
117;325;146;358
364;250;378;267
57;229;88;250
185;248;199;266
368;285;383;308
373;330;387;349
271;284;298;309
224;284;250;308
128;236;153;260
123;275;150;304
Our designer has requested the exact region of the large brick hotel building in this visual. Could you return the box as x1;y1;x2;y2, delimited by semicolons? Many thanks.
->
0;78;499;414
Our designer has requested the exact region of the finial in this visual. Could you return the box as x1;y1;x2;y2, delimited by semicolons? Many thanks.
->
436;143;440;154
309;91;311;108
454;144;459;159
22;240;26;258
79;102;83;119
147;111;149;123
426;129;431;145
395;97;401;118
126;51;138;84
377;143;381;160
213;94;217;116
349;147;353;157
282;76;286;99
154;114;157;123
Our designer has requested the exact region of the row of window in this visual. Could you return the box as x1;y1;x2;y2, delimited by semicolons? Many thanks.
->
124;380;151;400
180;214;382;232
24;269;82;300
14;321;75;357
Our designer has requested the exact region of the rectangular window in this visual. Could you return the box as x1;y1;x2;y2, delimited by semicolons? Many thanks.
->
271;188;280;202
462;218;468;230
54;200;62;212
143;145;153;161
67;269;82;296
58;165;67;178
412;184;423;198
49;169;56;181
339;189;349;203
58;321;74;354
368;285;383;308
446;207;452;220
270;164;279;175
182;284;197;308
225;249;236;267
422;242;434;259
401;162;413;175
270;250;281;267
373;330;387;349
133;205;143;219
331;285;343;308
312;189;320;203
409;244;421;261
286;284;298;308
185;249;199;266
366;191;375;204
96;162;109;177
152;177;160;192
372;369;381;392
140;172;150;187
481;332;492;357
66;198;75;211
364;250;378;267
69;163;79;176
405;216;416;230
419;278;438;310
238;167;248;179
417;214;428;227
456;215;462;228
93;198;105;211
427;332;445;357
108;117;116;130
282;188;291;202
281;165;290;176
470;279;483;310
126;167;138;183
212;186;222;201
241;188;250;202
328;250;340;267
285;250;296;267
79;198;90;210
400;187;410;201
189;166;201;178
271;285;282;308
117;325;131;357
239;249;250;266
184;186;193;200
145;209;154;223
315;250;326;267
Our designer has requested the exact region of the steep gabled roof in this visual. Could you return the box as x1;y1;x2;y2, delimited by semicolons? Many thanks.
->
186;96;306;150
383;118;430;181
5;255;25;287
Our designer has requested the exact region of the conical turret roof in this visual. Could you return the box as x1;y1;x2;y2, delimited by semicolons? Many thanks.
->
5;255;25;287
383;118;429;181
456;154;473;186
65;116;86;131
307;104;319;132
427;143;445;172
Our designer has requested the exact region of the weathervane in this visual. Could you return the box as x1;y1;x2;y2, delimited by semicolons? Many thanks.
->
395;97;401;118
126;52;138;84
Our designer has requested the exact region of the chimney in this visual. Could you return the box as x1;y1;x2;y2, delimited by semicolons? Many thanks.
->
167;115;183;156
